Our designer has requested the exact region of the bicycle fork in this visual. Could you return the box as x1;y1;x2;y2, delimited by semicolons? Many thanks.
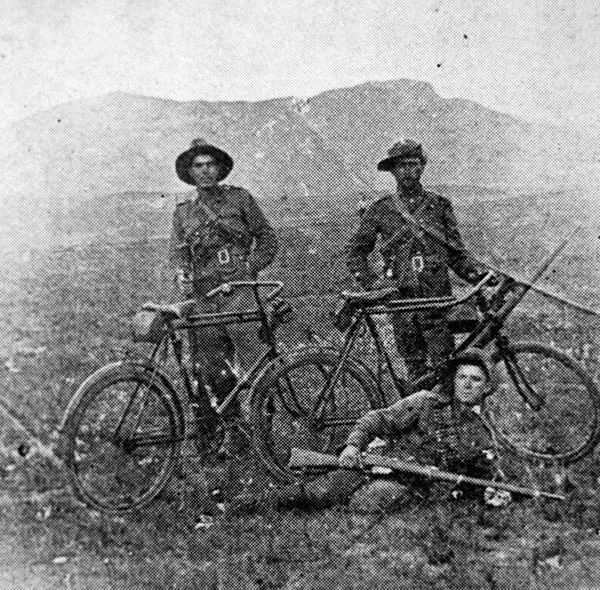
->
113;376;163;451
114;341;175;450
496;338;545;412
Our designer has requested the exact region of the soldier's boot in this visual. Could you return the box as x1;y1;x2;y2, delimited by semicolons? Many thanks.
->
273;470;366;511
189;362;241;458
197;363;241;459
300;469;366;509
227;481;312;516
216;428;244;460
209;369;243;459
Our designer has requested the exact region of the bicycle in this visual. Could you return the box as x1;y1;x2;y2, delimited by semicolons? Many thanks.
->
59;280;292;513
250;266;600;483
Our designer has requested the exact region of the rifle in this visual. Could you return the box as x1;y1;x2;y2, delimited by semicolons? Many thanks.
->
288;448;565;501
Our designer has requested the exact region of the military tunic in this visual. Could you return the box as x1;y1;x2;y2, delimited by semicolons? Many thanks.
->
168;185;278;406
346;389;494;474
169;185;277;289
345;185;483;381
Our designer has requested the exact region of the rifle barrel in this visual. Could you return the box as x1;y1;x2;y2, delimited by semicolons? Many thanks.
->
288;448;565;501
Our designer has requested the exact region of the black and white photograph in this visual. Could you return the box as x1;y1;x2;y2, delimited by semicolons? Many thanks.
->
1;1;600;588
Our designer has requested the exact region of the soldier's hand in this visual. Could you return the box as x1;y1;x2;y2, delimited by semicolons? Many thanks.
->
338;445;362;468
473;270;499;288
480;273;501;301
486;273;500;287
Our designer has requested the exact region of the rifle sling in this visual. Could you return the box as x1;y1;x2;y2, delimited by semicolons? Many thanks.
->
379;193;432;253
381;191;470;256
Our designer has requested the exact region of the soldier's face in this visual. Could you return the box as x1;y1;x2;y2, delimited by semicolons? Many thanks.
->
391;158;424;188
189;154;221;188
454;364;490;406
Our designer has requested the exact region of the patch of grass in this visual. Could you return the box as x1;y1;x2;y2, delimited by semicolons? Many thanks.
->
1;229;600;588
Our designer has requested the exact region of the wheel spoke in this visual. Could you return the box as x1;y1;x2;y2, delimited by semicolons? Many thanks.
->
485;342;599;463
251;350;380;482
62;365;181;512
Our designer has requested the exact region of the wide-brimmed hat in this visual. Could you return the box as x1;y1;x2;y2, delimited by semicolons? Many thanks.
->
175;139;234;185
377;139;428;171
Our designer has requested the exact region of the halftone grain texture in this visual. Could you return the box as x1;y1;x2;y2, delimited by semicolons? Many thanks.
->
1;85;600;589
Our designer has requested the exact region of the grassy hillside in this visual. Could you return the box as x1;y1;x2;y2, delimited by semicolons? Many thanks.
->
0;190;599;588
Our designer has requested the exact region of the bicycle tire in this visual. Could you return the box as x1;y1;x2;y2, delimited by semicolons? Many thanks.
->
484;341;600;464
250;348;382;482
61;363;183;513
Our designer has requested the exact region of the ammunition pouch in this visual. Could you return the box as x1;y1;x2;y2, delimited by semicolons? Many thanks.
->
192;244;250;282
207;215;248;248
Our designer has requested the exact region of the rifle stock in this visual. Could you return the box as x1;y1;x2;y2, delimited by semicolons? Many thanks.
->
288;448;565;501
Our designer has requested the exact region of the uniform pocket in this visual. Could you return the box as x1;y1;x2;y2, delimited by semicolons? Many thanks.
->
217;207;247;240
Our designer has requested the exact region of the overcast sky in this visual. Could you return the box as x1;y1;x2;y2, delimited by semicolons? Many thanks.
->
1;0;599;130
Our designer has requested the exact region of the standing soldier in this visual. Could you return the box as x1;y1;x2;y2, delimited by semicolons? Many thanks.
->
170;139;278;447
346;139;485;383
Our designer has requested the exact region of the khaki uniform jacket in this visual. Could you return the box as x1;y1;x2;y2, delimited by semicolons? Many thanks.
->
346;389;494;468
346;186;482;296
169;185;278;289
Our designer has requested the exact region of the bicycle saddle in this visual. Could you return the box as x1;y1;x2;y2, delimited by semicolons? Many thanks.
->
141;299;196;319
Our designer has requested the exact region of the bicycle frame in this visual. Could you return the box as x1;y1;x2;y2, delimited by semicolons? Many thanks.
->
310;272;541;424
134;282;285;429
309;296;461;424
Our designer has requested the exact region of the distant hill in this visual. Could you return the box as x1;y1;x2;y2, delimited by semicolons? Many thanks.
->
0;79;595;249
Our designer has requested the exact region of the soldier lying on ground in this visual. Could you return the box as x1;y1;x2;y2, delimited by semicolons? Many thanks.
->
230;350;513;515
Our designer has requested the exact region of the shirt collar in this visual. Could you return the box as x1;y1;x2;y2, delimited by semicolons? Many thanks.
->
451;401;482;422
396;182;423;200
387;184;425;212
196;185;223;204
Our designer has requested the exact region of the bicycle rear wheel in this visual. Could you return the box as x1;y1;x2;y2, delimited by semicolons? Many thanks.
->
61;363;183;512
250;348;382;482
484;341;600;464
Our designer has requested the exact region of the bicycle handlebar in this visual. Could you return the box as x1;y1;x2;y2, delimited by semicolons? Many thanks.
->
205;280;284;302
342;271;498;308
453;271;498;306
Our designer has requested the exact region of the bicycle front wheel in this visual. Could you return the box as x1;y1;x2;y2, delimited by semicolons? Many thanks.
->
250;348;382;482
61;363;183;513
485;341;600;464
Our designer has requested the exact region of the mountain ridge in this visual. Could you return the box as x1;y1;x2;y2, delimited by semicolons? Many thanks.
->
0;78;595;249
